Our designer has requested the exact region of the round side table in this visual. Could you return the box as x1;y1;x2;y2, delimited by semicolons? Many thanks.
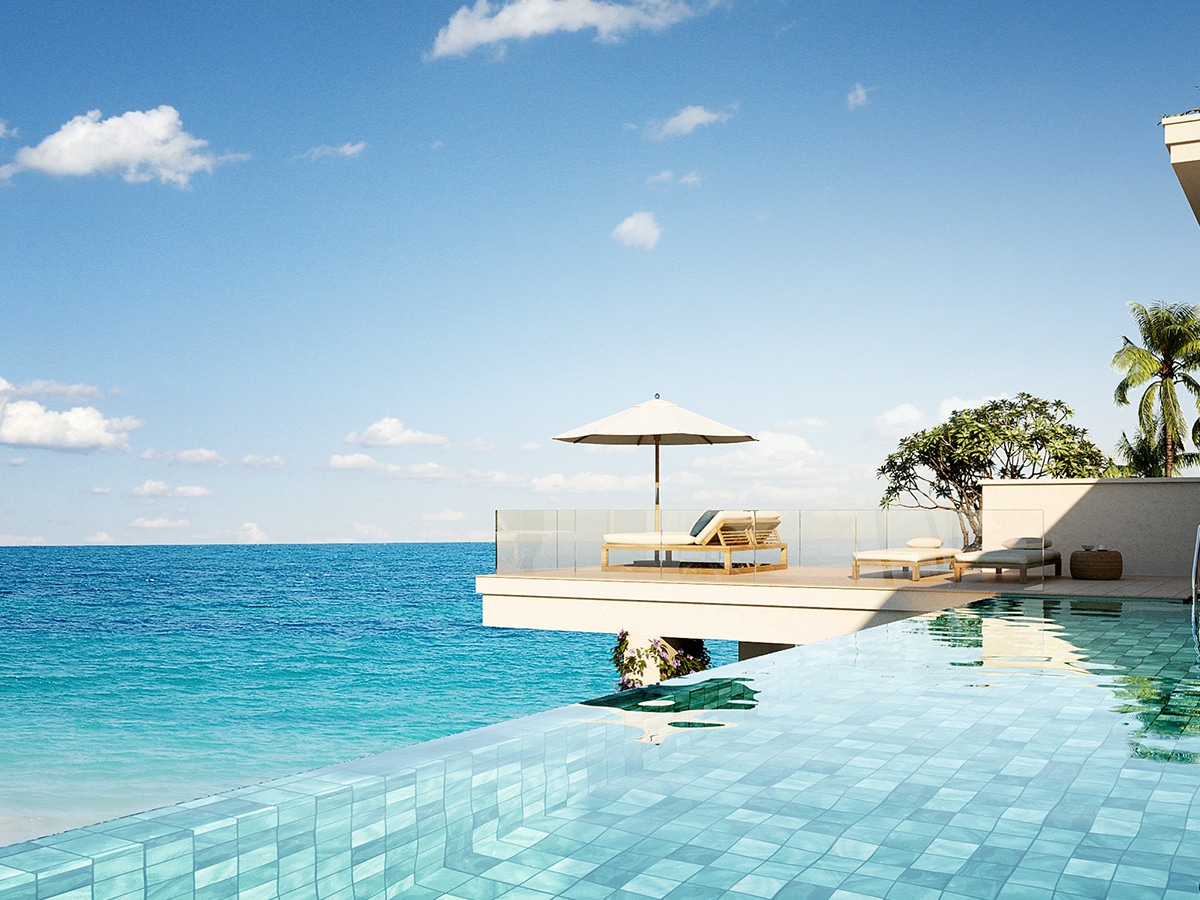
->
1069;550;1122;580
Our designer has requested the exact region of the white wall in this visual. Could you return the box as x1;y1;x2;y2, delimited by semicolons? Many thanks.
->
981;478;1200;576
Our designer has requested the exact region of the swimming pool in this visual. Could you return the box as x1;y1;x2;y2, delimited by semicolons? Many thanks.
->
2;594;1198;898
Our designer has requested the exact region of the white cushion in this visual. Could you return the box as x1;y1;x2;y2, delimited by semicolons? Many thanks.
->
603;531;696;545
906;537;944;548
605;511;782;548
854;547;956;564
956;548;1061;565
1002;537;1052;550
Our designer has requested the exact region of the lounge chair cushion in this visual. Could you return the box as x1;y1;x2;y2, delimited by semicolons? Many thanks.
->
603;531;696;545
907;537;944;548
1002;537;1052;550
604;510;782;547
955;548;1061;566
690;509;720;537
853;547;956;565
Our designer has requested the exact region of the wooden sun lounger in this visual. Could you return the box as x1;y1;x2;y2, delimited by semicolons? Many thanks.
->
602;512;788;575
851;548;958;582
952;549;1062;584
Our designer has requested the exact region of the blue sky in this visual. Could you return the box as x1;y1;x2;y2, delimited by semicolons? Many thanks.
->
3;1;1200;545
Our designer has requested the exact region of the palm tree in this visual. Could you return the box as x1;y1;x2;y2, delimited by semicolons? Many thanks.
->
1113;415;1200;477
1112;300;1200;477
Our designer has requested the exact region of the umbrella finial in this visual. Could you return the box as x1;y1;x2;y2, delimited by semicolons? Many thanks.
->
654;393;660;399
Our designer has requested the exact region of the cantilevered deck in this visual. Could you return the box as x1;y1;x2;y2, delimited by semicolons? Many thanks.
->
478;563;1191;649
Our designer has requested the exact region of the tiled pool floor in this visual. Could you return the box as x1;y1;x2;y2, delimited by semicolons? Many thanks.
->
4;595;1200;899
414;596;1200;899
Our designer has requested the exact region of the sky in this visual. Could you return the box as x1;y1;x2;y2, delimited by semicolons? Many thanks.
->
3;1;1200;545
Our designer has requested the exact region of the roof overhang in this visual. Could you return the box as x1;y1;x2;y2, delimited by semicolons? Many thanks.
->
1163;112;1200;226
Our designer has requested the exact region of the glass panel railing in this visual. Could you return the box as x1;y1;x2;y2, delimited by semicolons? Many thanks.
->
495;509;573;574
495;508;967;579
492;507;1057;591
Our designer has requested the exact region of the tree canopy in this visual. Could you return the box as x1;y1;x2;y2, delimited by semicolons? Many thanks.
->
1113;415;1200;478
877;394;1110;549
1112;300;1200;477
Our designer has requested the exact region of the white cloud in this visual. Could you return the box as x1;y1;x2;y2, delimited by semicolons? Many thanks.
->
692;431;825;481
530;471;649;493
611;210;661;249
0;378;104;402
846;83;871;110
242;454;285;468
329;453;382;471
344;417;448;446
652;104;731;138
427;0;698;59
687;431;878;508
0;397;142;451
871;395;1010;440
9;457;27;466
176;448;226;466
873;403;928;439
86;532;114;544
646;169;701;187
0;533;47;546
131;517;189;528
329;453;455;479
423;509;466;522
936;394;1008;422
91;486;110;494
0;120;16;139
300;141;366;160
142;447;227;466
353;522;390;541
0;106;242;187
521;441;542;451
133;479;212;498
457;437;498;452
236;522;267;543
465;469;525;486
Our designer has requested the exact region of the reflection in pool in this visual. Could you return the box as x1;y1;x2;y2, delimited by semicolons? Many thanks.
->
579;677;760;744
921;597;1200;763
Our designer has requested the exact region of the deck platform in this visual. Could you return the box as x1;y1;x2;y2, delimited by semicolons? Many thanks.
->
478;564;1190;648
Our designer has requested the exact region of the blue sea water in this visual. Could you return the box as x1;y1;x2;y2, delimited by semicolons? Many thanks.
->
0;543;736;845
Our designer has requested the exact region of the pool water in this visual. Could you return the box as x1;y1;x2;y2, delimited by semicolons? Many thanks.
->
3;594;1199;899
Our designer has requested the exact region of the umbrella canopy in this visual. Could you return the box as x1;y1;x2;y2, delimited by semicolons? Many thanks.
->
554;395;755;528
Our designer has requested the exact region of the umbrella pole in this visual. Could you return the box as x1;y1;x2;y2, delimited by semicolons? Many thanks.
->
654;439;661;532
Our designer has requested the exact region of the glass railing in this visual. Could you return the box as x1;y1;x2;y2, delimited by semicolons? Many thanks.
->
493;507;1051;586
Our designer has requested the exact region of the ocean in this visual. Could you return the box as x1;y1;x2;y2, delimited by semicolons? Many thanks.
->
0;543;736;846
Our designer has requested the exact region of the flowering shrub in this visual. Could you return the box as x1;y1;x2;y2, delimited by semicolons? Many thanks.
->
611;630;711;691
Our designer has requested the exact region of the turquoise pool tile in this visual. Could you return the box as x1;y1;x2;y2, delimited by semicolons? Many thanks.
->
1055;873;1117;897
943;872;1003;899
640;859;701;882
10;596;1200;900
727;837;781;861
995;883;1059;899
884;881;941;900
909;853;965;876
557;882;614;900
90;869;143;900
678;866;747;891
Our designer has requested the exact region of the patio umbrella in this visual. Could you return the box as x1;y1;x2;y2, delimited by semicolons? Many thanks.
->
553;395;756;529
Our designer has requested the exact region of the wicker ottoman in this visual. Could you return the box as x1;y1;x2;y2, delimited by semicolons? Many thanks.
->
1069;550;1122;580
